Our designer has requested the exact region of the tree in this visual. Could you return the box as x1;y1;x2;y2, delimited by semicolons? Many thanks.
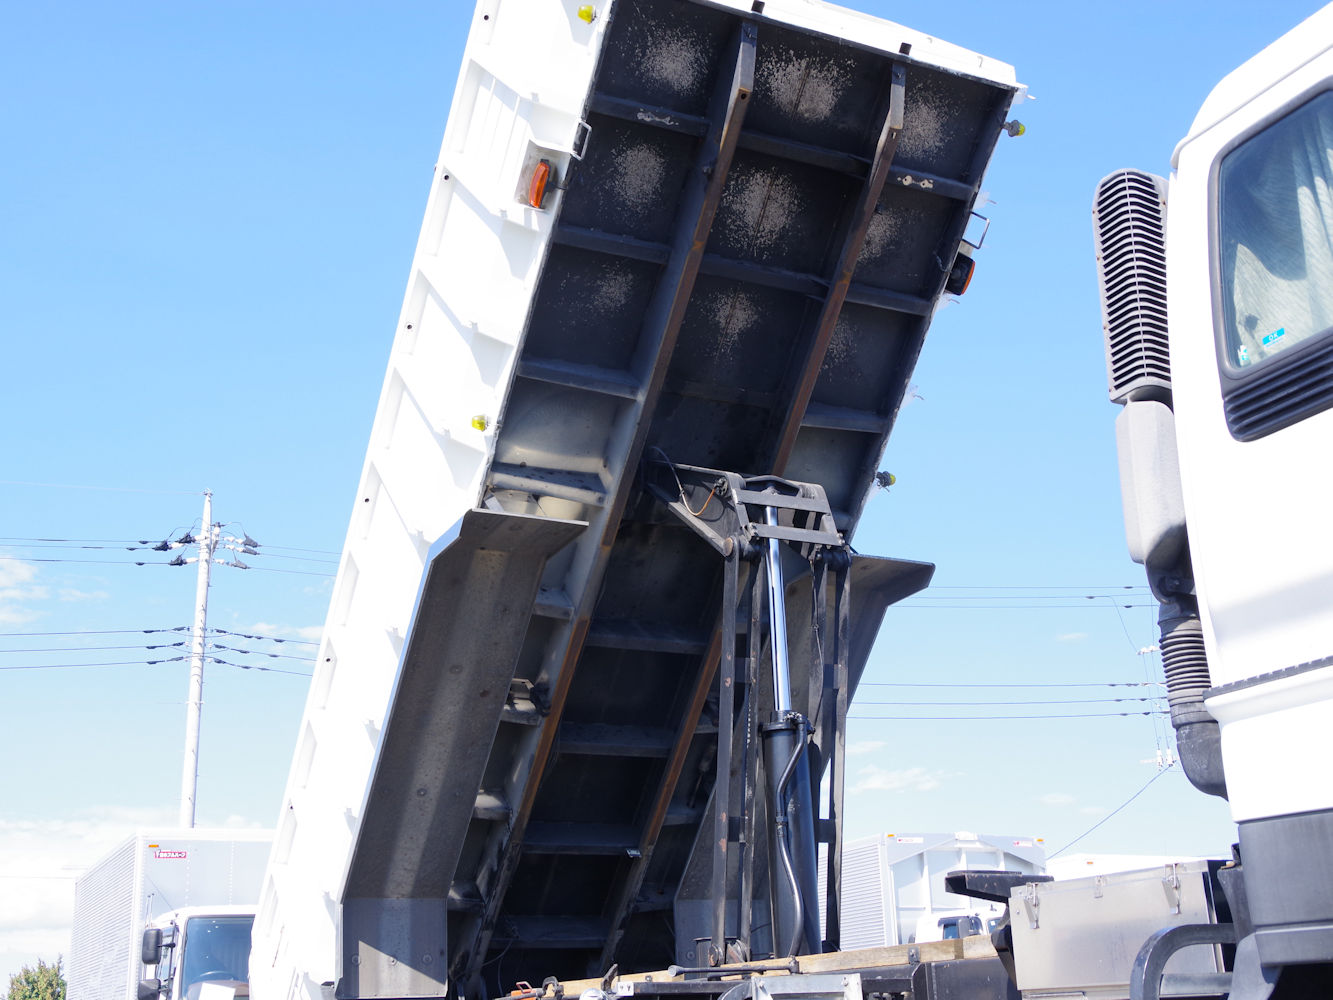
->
7;958;65;1000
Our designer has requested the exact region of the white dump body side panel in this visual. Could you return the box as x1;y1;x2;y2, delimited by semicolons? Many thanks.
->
70;831;273;1000
250;6;607;1000
1167;8;1333;822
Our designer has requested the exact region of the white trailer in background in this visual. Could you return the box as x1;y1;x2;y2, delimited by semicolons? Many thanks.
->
69;830;271;1000
830;832;1044;949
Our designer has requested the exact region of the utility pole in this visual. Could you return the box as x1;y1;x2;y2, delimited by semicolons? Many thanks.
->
179;489;216;827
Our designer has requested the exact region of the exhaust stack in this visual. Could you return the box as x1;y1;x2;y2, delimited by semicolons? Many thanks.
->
1093;169;1226;800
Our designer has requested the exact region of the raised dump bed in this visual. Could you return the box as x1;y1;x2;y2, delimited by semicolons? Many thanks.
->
251;3;1021;999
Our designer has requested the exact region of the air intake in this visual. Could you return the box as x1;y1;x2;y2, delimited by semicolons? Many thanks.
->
1094;169;1171;405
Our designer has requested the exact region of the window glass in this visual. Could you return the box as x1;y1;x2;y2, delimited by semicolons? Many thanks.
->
181;916;253;999
1219;91;1333;369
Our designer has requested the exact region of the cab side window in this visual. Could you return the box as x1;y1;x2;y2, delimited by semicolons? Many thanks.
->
1216;91;1333;438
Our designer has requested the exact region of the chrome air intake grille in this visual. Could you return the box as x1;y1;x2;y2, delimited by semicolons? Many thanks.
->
1094;169;1171;404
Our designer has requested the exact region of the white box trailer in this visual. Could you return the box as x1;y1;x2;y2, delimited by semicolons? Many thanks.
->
828;832;1045;949
69;830;272;1000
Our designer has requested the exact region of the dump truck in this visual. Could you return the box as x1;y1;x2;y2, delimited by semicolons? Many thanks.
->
247;0;1022;998
236;1;1333;999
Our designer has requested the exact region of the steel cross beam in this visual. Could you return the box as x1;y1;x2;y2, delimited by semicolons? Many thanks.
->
763;61;907;474
454;21;758;992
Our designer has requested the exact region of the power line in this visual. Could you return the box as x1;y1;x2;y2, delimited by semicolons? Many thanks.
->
0;625;320;646
929;585;1147;590
859;680;1161;689
1;655;313;677
0;541;338;565
246;552;339;565
209;627;319;646
1048;765;1175;858
849;711;1167;720
0;642;187;654
907;593;1150;600
854;696;1160;706
0;536;157;544
0;659;173;671
209;643;315;662
893;602;1156;610
0;555;174;567
208;657;312;678
0;627;188;637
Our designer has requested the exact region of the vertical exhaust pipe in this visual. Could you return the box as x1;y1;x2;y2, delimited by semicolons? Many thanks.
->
1093;169;1226;800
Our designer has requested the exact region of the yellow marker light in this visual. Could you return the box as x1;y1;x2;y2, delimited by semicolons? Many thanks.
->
471;415;488;431
577;5;596;23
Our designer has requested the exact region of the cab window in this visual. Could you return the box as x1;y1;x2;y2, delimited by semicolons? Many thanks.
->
181;916;253;999
1219;91;1333;368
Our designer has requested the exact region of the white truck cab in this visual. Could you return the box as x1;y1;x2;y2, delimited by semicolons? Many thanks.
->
140;905;256;1000
1096;3;1333;984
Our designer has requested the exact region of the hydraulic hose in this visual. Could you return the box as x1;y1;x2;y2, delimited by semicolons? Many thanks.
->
773;721;807;958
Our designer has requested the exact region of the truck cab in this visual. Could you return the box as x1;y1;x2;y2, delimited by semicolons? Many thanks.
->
140;906;255;1000
1096;4;1333;987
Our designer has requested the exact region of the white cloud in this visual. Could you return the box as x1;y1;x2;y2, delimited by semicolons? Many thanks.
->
1080;805;1110;817
850;765;944;795
0;560;47;626
0;561;39;588
301;579;334;599
0;806;180;981
0;587;50;602
1039;792;1077;806
847;740;888;757
58;588;110;603
1055;632;1088;642
0;606;41;626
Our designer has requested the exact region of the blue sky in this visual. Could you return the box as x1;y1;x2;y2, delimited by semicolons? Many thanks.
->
0;0;1323;980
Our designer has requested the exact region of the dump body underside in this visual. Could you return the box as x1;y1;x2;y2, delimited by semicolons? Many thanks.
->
258;2;1018;997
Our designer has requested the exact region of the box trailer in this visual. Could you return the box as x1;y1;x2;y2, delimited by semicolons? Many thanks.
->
69;830;271;1000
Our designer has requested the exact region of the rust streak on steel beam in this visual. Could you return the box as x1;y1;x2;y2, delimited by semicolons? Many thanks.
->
766;62;907;475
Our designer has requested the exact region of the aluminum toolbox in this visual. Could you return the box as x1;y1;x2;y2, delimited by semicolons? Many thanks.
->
1009;861;1226;999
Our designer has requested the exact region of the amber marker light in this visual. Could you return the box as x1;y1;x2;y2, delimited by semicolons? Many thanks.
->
527;159;552;208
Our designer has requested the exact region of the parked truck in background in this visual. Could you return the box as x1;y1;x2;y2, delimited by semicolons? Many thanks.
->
68;831;271;1000
139;906;256;1000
